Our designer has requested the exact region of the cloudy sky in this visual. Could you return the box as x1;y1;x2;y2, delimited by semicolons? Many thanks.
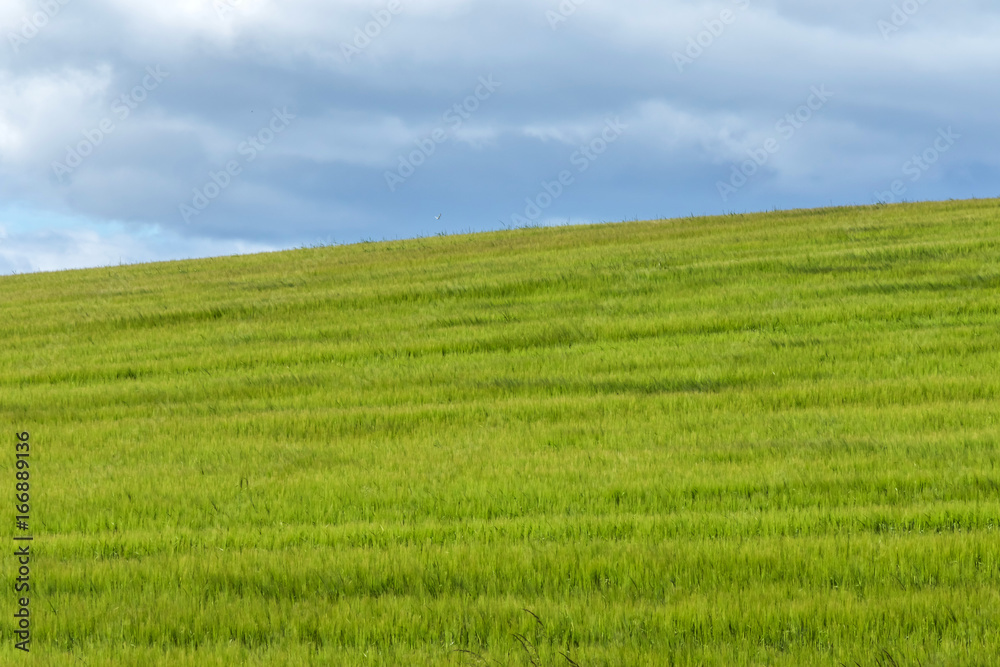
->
1;0;997;273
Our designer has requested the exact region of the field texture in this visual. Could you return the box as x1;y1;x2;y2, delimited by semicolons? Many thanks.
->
2;199;1000;665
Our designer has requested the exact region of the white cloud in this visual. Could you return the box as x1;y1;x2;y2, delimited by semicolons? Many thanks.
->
0;66;114;165
0;215;277;274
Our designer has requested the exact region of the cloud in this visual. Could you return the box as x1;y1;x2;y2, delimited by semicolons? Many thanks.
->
0;210;278;274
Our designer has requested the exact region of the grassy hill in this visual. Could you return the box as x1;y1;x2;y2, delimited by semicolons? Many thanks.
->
2;199;999;665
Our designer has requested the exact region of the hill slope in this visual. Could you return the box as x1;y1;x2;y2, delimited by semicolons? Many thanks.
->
3;199;1000;665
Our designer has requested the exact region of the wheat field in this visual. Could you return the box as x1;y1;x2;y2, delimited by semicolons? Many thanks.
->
2;199;999;665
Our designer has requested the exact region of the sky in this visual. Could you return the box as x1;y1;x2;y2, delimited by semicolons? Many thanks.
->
1;0;998;274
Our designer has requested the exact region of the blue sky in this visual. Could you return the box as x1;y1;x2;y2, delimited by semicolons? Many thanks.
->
1;0;998;273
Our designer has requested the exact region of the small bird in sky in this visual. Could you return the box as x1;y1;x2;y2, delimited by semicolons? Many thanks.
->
435;213;442;220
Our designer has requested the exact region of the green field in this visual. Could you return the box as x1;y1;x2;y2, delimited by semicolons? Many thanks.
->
2;199;999;665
